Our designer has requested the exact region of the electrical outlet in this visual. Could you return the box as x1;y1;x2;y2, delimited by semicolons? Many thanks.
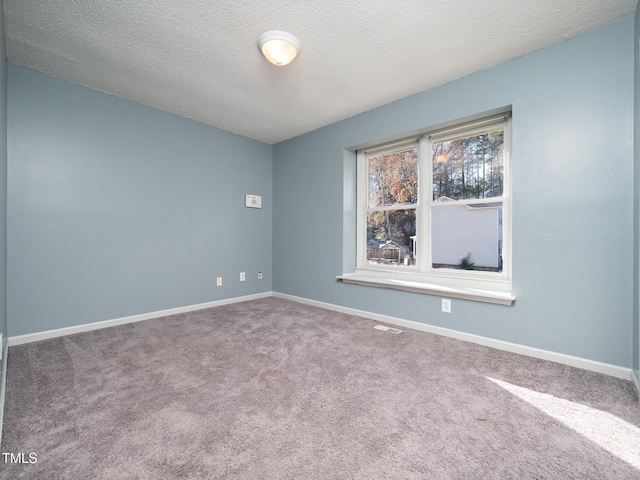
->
258;271;263;280
240;272;245;282
216;277;222;287
442;298;452;313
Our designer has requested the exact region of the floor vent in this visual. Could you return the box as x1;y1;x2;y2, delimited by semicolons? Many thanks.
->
373;325;402;334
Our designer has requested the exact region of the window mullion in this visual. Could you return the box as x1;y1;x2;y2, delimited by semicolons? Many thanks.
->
418;135;431;273
356;150;367;268
502;117;512;280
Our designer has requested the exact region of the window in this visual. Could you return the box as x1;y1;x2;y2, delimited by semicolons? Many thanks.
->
364;140;419;268
347;113;513;304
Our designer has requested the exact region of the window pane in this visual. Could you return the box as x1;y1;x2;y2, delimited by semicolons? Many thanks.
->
366;209;416;266
432;129;503;201
431;202;502;272
368;147;418;208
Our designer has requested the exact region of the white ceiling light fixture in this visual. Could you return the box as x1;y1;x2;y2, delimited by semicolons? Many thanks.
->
258;30;301;66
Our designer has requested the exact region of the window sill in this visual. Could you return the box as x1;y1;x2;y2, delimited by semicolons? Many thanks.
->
337;273;515;305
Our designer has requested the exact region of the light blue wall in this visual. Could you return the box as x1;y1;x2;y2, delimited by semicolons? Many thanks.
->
634;6;640;387
7;66;273;337
273;18;634;368
0;0;8;445
0;0;7;343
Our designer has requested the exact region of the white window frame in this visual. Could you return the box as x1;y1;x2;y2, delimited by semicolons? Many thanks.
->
348;114;513;304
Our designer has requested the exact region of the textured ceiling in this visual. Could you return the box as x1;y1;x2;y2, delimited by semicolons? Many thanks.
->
4;1;638;144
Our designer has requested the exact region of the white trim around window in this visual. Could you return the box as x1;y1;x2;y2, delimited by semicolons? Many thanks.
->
344;113;514;304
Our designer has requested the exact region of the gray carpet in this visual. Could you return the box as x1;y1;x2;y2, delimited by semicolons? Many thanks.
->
1;297;639;479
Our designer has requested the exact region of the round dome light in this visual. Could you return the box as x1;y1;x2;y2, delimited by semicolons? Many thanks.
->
258;31;301;66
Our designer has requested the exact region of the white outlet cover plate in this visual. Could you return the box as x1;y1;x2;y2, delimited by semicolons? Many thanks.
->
442;299;452;313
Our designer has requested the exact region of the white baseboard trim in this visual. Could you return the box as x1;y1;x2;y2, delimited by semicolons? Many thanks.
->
632;369;640;402
8;292;273;347
273;292;632;381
